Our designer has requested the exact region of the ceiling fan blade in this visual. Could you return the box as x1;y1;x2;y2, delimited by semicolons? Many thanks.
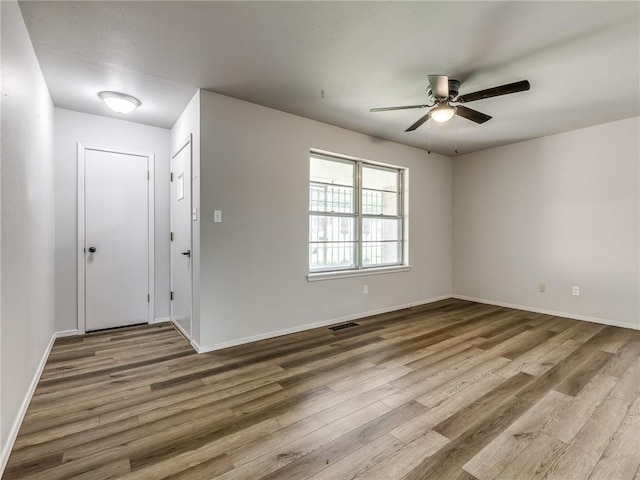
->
455;105;492;124
457;80;530;103
405;111;432;132
428;75;449;98
369;104;430;112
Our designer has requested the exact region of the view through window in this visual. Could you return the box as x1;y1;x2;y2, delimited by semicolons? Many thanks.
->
309;152;406;273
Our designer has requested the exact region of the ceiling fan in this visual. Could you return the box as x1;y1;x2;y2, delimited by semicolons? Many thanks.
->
370;75;530;132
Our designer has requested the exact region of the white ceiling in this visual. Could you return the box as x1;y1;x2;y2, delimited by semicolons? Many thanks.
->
18;1;640;155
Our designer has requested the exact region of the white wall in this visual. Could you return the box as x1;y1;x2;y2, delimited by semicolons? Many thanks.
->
170;90;201;343
198;90;452;350
0;0;56;465
54;109;171;332
453;117;640;329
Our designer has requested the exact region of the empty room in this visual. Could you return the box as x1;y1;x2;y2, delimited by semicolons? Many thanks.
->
1;1;639;479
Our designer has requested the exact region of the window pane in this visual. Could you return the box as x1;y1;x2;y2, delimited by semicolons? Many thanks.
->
362;189;398;216
361;217;400;242
311;156;354;187
363;165;398;192
309;152;405;274
310;183;354;213
309;215;356;242
309;242;356;270
362;241;400;267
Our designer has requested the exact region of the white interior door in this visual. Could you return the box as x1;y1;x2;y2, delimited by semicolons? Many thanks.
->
83;148;150;331
171;137;192;338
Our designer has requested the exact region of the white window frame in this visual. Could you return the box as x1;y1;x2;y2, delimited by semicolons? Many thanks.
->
308;149;410;281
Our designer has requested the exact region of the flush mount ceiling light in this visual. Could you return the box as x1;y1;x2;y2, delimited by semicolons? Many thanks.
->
98;91;141;114
429;103;456;123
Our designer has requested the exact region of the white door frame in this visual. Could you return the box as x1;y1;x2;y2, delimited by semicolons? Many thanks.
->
77;143;155;334
170;134;193;340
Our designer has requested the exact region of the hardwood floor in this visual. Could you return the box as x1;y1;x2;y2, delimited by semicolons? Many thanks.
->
3;299;640;479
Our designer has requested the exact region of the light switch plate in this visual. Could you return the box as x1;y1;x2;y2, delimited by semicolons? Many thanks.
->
214;210;222;223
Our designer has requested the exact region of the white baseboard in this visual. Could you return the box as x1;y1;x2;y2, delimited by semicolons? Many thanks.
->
193;293;639;354
0;330;59;476
193;295;452;354
169;318;195;350
55;329;79;337
190;338;203;353
452;294;640;331
151;317;171;325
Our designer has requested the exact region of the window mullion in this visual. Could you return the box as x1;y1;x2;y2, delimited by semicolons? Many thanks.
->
361;214;402;220
356;160;363;270
398;169;404;265
309;211;357;218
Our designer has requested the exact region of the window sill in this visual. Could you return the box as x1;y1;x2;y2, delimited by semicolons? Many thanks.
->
307;265;411;282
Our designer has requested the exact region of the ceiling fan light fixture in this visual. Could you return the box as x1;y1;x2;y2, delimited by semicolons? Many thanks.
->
430;103;455;123
98;91;141;114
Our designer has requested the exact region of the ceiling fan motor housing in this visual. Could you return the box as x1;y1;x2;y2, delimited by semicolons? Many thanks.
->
370;76;529;130
427;78;460;102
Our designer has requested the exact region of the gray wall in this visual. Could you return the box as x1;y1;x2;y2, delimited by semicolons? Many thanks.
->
453;117;640;328
54;109;172;332
198;90;452;350
0;0;56;460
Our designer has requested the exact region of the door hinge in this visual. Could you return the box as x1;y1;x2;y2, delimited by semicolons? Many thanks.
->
147;294;150;302
170;172;173;182
147;171;150;180
170;291;173;301
170;232;173;241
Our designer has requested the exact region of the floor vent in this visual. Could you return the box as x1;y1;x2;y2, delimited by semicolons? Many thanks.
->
329;322;359;331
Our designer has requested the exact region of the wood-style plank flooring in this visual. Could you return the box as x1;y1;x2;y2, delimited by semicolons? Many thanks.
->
3;299;640;479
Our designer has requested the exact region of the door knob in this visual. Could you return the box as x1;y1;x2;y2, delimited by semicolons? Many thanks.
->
181;250;191;257
88;247;97;253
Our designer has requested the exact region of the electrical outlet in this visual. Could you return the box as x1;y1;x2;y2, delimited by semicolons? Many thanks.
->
572;286;580;296
539;283;546;293
363;284;368;295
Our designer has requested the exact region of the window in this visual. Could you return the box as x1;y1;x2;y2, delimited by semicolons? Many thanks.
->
309;151;406;275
